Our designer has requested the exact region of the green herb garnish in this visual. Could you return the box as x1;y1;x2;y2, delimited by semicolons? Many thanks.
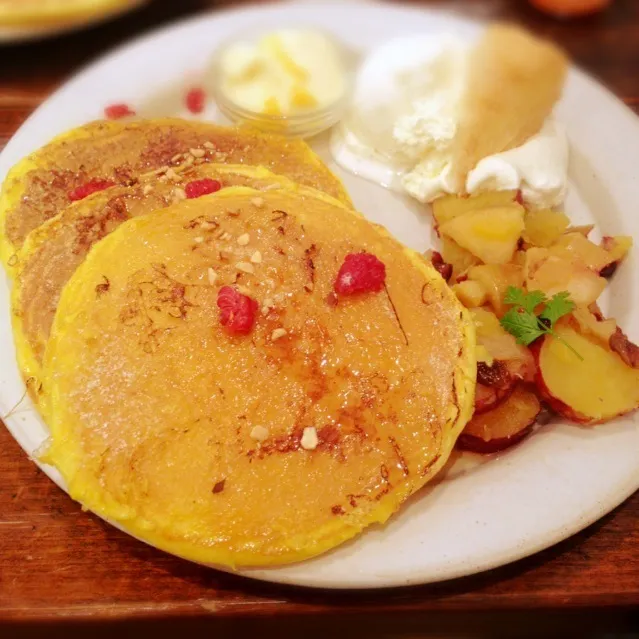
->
500;287;582;359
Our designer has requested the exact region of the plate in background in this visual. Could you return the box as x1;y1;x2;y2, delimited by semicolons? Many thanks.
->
0;0;149;43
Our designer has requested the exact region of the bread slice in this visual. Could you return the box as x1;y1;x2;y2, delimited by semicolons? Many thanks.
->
451;24;568;192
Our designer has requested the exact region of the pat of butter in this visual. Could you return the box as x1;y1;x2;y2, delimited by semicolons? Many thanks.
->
219;29;346;116
222;42;263;82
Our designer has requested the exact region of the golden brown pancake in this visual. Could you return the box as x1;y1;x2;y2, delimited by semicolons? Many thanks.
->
41;186;475;567
0;118;351;268
12;164;314;387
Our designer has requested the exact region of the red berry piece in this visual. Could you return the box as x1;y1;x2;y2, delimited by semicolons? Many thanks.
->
334;252;386;296
430;250;453;281
185;178;222;199
68;178;115;202
217;286;258;336
185;87;206;114
515;190;524;206
104;103;135;120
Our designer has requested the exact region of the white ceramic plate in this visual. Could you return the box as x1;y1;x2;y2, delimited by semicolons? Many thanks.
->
0;0;149;43
1;0;638;589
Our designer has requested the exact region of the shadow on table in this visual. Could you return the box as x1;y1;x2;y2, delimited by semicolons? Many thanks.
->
4;609;639;639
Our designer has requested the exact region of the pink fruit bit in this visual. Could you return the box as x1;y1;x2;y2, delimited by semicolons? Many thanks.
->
68;178;115;202
185;178;222;199
104;103;135;120
334;252;386;296
186;87;206;114
217;286;258;335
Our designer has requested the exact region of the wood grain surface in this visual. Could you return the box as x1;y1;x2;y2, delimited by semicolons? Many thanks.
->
1;0;638;635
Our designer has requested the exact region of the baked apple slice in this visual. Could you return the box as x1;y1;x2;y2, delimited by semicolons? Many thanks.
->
474;361;516;414
602;235;632;260
609;327;639;369
523;209;569;247
459;385;541;454
441;236;480;280
549;233;632;278
524;247;606;306
571;305;617;346
440;205;525;265
474;383;508;414
552;233;611;272
432;190;518;227
564;224;595;238
600;236;633;277
471;308;536;382
534;324;639;424
467;263;524;315
453;280;488;308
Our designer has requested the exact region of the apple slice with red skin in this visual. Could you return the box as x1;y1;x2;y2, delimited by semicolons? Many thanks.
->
599;236;633;278
459;385;541;454
609;327;639;369
503;349;537;384
532;324;639;424
474;360;516;414
474;383;512;415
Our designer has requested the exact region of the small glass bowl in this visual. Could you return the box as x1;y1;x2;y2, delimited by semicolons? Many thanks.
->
211;28;354;139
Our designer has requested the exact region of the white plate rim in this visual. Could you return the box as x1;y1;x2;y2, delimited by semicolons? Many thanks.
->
1;0;638;590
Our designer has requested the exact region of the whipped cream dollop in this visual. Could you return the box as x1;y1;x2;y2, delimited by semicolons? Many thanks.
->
331;34;569;209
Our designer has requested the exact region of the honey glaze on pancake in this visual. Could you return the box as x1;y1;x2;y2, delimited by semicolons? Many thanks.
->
0;118;351;267
42;187;475;567
12;165;315;387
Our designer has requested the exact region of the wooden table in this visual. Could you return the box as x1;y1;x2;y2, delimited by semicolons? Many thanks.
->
1;1;638;636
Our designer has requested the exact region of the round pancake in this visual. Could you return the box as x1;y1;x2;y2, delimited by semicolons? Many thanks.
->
0;0;135;25
42;186;475;567
12;164;325;388
0;118;351;268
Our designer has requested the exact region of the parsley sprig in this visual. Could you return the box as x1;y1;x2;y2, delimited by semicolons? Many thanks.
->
500;287;582;360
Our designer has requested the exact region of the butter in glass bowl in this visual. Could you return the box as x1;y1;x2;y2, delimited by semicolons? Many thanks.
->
212;28;352;138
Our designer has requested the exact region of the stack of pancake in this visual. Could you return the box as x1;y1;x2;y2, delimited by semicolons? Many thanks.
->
1;118;475;567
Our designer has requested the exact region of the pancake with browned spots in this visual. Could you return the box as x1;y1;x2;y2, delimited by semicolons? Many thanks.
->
41;185;475;567
0;118;351;269
12;164;341;388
